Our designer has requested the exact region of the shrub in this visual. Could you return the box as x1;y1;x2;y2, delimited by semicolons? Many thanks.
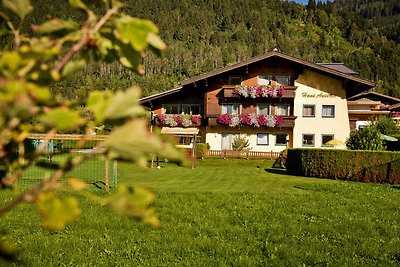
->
346;126;384;150
232;136;250;151
286;148;400;183
375;117;400;136
195;143;209;158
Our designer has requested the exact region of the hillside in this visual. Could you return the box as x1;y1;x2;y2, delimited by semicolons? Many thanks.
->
9;0;400;99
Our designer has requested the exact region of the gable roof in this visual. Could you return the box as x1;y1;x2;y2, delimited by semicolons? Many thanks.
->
347;90;400;103
180;51;375;87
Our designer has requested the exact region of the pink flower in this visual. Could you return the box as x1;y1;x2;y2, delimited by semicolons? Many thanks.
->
174;115;183;125
256;86;264;97
277;86;285;96
275;116;283;126
239;114;252;125
191;115;201;124
157;114;166;124
218;114;232;125
257;115;268;126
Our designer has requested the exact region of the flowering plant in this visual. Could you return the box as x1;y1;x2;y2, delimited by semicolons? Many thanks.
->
157;114;201;127
218;113;283;128
232;85;285;98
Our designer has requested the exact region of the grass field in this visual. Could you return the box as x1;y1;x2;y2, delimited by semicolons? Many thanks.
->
1;158;399;266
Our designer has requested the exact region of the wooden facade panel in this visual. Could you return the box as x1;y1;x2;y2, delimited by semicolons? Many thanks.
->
205;88;222;116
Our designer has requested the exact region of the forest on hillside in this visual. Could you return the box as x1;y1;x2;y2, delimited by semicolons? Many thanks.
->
4;0;400;99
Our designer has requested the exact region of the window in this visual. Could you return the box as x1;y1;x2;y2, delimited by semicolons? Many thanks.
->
257;104;270;115
322;134;334;146
275;104;289;116
162;104;180;114
275;133;288;146
322;105;335;118
257;133;269;145
303;105;315;117
222;104;241;115
178;136;191;145
221;132;239;150
228;76;242;85
258;75;272;85
276;76;290;86
182;104;201;115
302;134;315;146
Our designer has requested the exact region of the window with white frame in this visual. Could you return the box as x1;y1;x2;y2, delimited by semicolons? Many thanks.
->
302;134;315;146
303;105;315;117
228;76;242;85
162;104;180;114
222;104;241;115
182;104;201;115
257;104;270;115
257;133;269;145
276;76;290;86
322;105;335;118
275;104;289;116
275;133;288;146
321;134;334;146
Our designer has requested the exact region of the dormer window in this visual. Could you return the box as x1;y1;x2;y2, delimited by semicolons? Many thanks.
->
228;76;242;85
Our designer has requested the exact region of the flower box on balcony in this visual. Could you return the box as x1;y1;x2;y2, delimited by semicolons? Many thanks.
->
156;114;201;127
208;114;296;128
223;85;297;98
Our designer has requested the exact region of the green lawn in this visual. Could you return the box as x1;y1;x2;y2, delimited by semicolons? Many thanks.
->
1;159;399;266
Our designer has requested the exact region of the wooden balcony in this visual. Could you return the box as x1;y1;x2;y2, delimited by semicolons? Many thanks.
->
223;85;297;98
207;115;296;128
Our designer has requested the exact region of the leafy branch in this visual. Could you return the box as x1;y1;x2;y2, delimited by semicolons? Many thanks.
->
0;0;184;258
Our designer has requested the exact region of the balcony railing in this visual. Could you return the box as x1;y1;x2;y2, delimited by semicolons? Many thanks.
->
223;85;297;98
207;114;296;128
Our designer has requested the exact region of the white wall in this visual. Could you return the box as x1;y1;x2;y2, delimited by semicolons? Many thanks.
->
293;82;349;148
206;128;288;152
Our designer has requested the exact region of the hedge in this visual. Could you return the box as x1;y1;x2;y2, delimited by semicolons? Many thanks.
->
286;148;400;184
195;143;210;159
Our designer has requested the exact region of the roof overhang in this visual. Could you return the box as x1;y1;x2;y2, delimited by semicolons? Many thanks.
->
139;86;182;105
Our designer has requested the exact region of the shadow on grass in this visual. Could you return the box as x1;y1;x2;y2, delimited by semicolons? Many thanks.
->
264;168;287;175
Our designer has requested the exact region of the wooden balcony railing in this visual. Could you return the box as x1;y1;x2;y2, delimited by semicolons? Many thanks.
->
223;85;297;98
